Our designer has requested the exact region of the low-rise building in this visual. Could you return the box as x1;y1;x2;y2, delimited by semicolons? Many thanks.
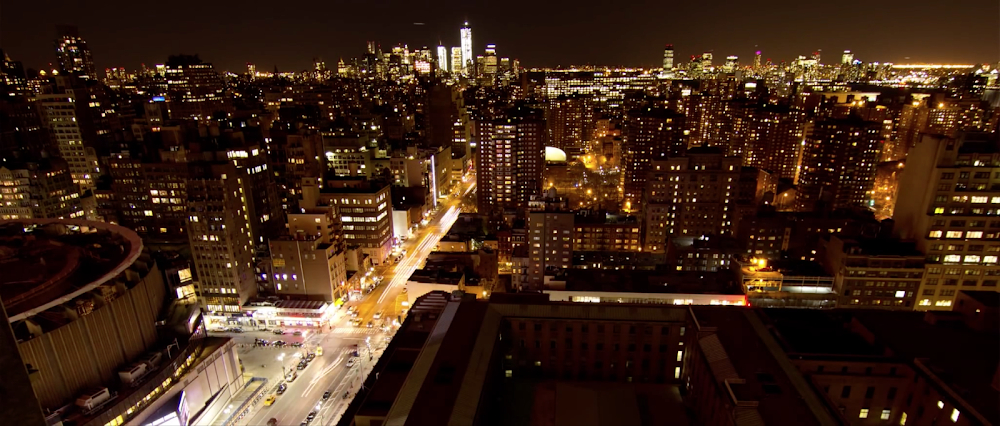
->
735;257;837;308
818;234;924;310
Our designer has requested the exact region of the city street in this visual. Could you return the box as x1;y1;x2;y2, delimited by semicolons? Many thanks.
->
212;177;475;426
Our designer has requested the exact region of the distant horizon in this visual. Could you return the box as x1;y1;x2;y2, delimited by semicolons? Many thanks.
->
2;0;997;73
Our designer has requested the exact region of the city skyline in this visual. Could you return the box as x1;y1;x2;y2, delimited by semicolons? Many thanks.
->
3;0;998;72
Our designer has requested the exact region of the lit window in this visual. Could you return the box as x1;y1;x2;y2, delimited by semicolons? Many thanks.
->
881;409;891;420
895;290;906;298
986;256;999;264
929;230;943;238
919;299;931;306
992;197;1000;204
676;350;683;362
674;367;681;379
900;412;907;425
967;231;984;239
944;255;961;263
972;196;989;203
937;401;944;409
935;300;953;307
144;210;153;217
860;409;869;419
951;409;960;422
934;207;945;214
946;231;964;238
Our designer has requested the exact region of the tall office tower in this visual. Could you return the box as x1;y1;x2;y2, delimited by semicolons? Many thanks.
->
476;107;546;213
812;50;822;64
727;103;808;181
526;211;574;290
54;25;96;80
187;161;258;314
662;44;675;70
546;94;595;153
796;116;882;212
621;107;686;209
247;62;256;76
753;51;762;71
269;202;348;302
460;22;473;75
723;55;739;73
451;47;463;77
0;154;88;220
484;44;498;77
0;49;28;96
437;45;449;72
163;55;230;120
894;132;1000;309
36;92;100;190
701;52;713;70
841;50;854;65
643;147;742;252
426;82;459;149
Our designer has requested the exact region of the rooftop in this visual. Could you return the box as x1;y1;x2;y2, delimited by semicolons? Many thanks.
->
0;220;141;319
959;290;1000;308
560;269;742;295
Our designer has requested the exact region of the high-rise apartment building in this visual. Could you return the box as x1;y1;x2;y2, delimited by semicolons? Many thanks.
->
36;93;100;190
476;107;546;213
547;94;595;154
643;147;742;252
796;115;882;212
726;103;808;181
187;161;258;315
894;132;1000;310
621;107;686;209
306;177;394;265
163;57;230;120
527;211;575;289
460;22;473;75
54;25;96;80
0;154;87;220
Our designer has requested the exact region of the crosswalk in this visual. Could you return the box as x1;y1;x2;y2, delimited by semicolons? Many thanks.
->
332;327;382;336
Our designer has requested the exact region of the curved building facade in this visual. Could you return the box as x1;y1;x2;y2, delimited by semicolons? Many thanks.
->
0;219;166;410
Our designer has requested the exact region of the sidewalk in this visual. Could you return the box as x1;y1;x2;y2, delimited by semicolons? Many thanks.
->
207;377;269;426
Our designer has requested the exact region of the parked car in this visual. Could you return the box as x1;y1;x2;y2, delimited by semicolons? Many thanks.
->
292;330;303;336
272;329;285;335
291;342;304;348
274;340;286;346
229;327;244;333
297;362;307;370
305;353;316;362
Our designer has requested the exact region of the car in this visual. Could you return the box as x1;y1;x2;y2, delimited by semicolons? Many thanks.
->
272;329;285;335
274;340;286;346
372;312;382;320
286;372;298;382
366;321;373;328
350;310;359;318
229;327;244;333
264;395;276;406
291;342;304;347
305;353;316;362
297;362;307;370
351;319;363;327
292;330;303;336
268;418;278;426
307;411;317;421
345;358;356;368
276;383;287;395
322;391;331;400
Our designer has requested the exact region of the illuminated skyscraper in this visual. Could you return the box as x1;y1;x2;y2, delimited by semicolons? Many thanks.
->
621;107;686;208
701;52;713;70
753;51;762;70
54;25;96;80
723;55;739;73
451;47;463;76
662;44;674;70
460;22;473;75
437;45;449;72
842;50;854;65
484;44;498;77
796;116;882;212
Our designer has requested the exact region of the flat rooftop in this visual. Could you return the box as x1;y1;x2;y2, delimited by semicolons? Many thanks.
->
0;221;135;318
561;269;742;295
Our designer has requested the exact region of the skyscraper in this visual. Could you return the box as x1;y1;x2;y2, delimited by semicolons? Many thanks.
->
662;44;674;70
477;107;546;212
484;44;498;77
841;50;854;65
54;25;96;80
437;45;449;72
451;47;463;77
460;22;473;75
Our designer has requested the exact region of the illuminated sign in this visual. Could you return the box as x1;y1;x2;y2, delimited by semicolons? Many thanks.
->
152;96;166;102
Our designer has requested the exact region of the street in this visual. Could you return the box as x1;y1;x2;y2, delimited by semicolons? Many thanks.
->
211;177;475;426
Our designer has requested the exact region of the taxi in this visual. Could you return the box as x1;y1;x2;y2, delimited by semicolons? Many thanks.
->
264;395;276;406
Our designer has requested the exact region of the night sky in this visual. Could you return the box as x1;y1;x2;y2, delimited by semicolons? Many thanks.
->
2;0;998;73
